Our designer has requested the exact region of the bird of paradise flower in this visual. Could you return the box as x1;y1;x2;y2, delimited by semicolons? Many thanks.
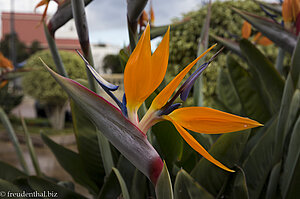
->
42;24;262;184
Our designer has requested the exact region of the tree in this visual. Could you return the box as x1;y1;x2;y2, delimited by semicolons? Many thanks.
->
168;0;280;106
22;50;87;129
102;54;123;73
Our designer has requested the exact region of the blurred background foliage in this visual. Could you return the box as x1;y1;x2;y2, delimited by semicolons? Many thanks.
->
22;50;86;106
168;0;290;107
22;50;87;129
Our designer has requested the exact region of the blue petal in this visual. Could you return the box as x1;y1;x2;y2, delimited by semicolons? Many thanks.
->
76;50;119;91
121;94;128;117
159;103;181;116
180;62;209;101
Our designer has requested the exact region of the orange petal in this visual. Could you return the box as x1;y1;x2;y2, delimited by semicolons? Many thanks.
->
168;107;263;134
163;115;234;172
256;36;273;46
0;53;13;69
124;24;151;113
34;0;49;11
292;0;300;21
253;32;262;43
150;44;216;110
282;0;293;22
242;21;252;39
0;80;8;89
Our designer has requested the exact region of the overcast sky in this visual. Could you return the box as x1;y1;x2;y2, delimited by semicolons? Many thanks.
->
0;0;203;46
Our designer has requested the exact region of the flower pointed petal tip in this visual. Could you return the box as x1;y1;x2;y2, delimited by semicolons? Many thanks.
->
163;115;235;172
150;44;217;110
76;50;119;91
168;107;263;134
178;46;223;102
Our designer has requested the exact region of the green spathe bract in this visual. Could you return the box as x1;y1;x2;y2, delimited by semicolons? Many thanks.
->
41;60;163;184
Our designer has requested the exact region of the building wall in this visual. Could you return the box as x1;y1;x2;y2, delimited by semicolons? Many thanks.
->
1;12;81;50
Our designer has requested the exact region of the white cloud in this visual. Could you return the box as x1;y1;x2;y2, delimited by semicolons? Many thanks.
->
0;0;202;45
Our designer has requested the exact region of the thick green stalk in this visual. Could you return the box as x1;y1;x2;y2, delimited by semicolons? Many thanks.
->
0;107;29;174
71;0;114;174
44;23;68;77
20;116;42;176
71;0;96;92
126;0;148;52
127;19;138;52
193;0;211;106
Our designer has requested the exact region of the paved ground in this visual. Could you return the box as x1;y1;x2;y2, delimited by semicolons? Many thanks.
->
0;132;92;198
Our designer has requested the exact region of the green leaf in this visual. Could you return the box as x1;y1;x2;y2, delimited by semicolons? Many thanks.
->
281;116;300;198
116;155;136;192
112;168;130;199
71;100;106;187
275;74;295;160
239;39;284;115
42;62;163;184
96;129;114;175
98;169;122;199
242;117;278;199
41;133;99;194
0;161;27;181
242;115;277;162
155;162;174;199
257;1;282;14
216;67;242;115
266;161;281;199
21;116;42;176
130;169;147;199
174;169;214;199
226;55;271;123
210;34;244;58
283;89;300;139
0;107;29;174
152;121;184;168
225;167;249;199
191;130;250;196
290;35;300;86
0;179;24;198
232;7;297;54
28;176;87;199
150;25;169;40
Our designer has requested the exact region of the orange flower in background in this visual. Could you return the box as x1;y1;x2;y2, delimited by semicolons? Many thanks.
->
0;53;13;70
34;0;65;23
138;10;149;30
242;21;252;39
282;0;300;34
282;0;300;23
149;0;155;25
0;52;13;89
241;21;273;46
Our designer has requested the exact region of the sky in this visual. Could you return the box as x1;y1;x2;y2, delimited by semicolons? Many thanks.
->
0;0;203;46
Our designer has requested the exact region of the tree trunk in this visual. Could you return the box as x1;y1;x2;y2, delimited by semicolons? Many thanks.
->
45;102;67;130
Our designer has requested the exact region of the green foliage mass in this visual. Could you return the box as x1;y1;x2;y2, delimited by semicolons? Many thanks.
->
102;54;123;73
23;50;87;106
169;0;283;106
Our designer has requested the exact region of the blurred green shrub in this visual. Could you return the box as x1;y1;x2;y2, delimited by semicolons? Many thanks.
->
0;84;23;114
22;50;86;129
102;54;123;73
